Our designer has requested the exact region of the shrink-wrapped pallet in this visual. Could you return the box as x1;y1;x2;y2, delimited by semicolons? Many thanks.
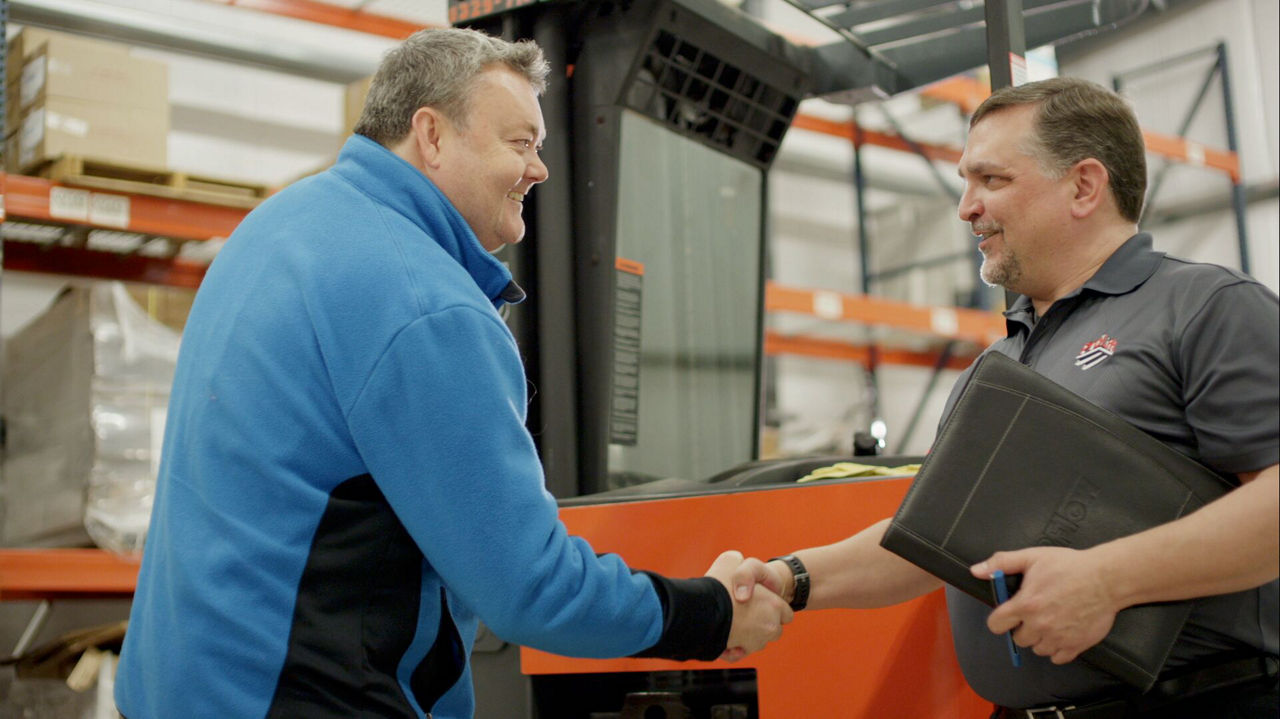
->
1;282;178;553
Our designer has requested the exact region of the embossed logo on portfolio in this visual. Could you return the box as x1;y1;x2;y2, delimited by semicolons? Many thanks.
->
1038;476;1102;547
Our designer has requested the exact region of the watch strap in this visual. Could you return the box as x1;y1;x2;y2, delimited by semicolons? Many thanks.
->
769;554;810;611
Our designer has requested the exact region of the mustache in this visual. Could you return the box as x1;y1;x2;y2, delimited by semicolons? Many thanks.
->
971;222;1002;236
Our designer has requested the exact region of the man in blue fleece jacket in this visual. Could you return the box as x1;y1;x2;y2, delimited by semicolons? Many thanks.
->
115;28;791;719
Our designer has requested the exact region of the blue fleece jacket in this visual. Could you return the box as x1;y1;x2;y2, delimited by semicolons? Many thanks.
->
115;136;723;719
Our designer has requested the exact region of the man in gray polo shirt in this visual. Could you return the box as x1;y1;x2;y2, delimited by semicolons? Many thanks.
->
743;78;1278;717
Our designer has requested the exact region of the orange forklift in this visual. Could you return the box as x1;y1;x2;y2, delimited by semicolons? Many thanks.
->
449;0;1139;715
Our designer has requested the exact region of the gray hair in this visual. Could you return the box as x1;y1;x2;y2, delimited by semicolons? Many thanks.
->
971;77;1147;223
354;28;550;146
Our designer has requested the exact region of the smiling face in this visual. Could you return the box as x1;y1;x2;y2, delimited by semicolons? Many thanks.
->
956;104;1076;296
428;65;548;252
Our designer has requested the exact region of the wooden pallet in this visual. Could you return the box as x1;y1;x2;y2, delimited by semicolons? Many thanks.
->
35;155;272;209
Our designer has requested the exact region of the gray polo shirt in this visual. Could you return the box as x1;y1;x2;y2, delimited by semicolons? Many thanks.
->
939;233;1279;708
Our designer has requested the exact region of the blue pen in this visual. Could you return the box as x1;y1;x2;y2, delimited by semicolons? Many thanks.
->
992;570;1022;668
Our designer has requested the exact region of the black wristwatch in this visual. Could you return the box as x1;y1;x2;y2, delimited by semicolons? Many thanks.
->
769;554;810;611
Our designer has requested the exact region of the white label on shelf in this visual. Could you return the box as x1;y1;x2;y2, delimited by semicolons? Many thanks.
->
89;193;131;228
49;187;91;222
19;57;45;108
0;194;6;222
1186;142;1206;167
813;290;844;320
930;307;959;337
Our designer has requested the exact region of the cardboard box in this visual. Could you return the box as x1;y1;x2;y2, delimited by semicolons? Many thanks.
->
126;284;197;333
7;41;166;131
5;28;133;94
3;129;15;172
5;28;56;86
4;79;14;133
344;75;373;136
1;288;96;547
22;44;167;110
15;95;169;173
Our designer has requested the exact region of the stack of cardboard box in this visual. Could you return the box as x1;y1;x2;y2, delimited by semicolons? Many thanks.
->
285;74;368;184
4;28;169;174
344;75;373;137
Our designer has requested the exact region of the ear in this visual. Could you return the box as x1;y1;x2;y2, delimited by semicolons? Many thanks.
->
410;106;449;169
1068;158;1111;219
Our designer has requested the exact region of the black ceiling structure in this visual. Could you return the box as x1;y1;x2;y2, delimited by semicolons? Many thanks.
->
789;0;1151;101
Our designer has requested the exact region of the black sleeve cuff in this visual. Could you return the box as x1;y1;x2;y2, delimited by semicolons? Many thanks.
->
631;572;732;661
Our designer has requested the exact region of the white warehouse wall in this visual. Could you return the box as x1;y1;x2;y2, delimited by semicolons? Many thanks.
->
1056;0;1279;292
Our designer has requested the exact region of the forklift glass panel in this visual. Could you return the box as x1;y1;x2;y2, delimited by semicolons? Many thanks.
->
604;109;763;490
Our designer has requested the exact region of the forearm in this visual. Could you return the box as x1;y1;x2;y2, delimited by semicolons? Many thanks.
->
1094;467;1279;608
776;518;942;610
632;574;731;661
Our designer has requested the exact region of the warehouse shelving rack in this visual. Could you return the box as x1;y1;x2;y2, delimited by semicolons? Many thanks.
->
1114;41;1252;273
1;174;247;287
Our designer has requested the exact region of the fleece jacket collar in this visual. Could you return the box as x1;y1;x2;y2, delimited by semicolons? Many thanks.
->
332;134;525;307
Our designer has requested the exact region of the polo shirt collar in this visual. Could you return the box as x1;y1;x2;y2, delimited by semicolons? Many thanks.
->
1002;232;1163;331
1081;232;1164;296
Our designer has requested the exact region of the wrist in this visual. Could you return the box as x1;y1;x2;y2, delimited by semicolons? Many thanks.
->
1089;541;1136;611
768;554;810;611
768;560;795;603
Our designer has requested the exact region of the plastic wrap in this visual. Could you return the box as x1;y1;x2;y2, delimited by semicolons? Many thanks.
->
1;282;178;553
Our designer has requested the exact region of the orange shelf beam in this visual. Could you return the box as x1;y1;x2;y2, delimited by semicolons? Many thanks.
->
1142;128;1240;182
2;173;249;242
885;75;1242;180
764;329;980;369
0;549;140;601
3;240;209;289
205;0;429;39
765;281;1007;346
448;0;543;26
919;76;990;115
791;113;964;165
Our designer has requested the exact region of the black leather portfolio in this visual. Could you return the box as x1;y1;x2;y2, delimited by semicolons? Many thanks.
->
880;351;1235;690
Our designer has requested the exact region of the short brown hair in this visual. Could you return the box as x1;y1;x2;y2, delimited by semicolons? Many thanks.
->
971;77;1147;222
354;28;550;146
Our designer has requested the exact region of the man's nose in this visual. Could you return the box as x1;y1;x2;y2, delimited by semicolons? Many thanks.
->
528;155;549;184
957;187;981;223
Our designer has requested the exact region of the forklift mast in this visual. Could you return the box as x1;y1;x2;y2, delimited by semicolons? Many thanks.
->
459;0;808;502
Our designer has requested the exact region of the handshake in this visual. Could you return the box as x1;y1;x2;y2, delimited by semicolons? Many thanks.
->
703;551;796;662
